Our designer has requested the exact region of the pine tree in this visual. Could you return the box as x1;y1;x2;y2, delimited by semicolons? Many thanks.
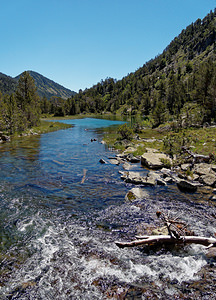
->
15;71;41;128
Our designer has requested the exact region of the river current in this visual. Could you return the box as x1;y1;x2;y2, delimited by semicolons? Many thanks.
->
0;118;216;299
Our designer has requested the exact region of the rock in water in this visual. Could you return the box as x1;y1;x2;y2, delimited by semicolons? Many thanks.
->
141;152;172;169
177;179;198;192
125;188;150;201
99;158;106;164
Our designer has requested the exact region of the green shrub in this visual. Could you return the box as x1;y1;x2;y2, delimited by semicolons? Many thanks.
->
117;123;134;140
160;158;172;169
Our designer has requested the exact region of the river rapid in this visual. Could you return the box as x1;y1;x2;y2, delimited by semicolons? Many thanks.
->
0;117;216;299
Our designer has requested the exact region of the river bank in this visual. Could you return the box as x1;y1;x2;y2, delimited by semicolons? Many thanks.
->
0;120;72;143
101;123;216;201
0;117;216;299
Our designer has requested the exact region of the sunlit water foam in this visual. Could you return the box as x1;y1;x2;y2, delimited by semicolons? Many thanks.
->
1;216;208;299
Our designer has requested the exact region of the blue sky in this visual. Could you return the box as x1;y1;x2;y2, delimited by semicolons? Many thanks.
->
1;1;216;92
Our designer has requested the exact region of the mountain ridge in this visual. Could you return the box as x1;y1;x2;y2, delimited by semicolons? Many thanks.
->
0;71;76;100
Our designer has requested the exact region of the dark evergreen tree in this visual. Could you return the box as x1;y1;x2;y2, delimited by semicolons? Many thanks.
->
15;71;41;127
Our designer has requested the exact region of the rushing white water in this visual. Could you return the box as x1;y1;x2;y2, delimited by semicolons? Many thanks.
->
0;118;215;299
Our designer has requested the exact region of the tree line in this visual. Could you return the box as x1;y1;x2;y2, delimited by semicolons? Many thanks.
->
1;9;216;134
40;9;216;127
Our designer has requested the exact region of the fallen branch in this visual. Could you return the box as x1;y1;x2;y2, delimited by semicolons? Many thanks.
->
81;169;87;184
182;147;212;163
115;235;216;248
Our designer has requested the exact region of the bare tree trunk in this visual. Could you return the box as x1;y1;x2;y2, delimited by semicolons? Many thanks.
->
115;235;216;248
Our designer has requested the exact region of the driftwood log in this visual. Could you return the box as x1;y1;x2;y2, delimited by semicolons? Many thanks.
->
115;211;216;250
115;235;216;249
182;147;212;164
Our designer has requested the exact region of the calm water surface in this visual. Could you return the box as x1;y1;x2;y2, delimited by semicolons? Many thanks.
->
0;118;216;299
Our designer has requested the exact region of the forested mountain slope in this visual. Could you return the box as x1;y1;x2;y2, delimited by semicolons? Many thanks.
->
0;73;17;96
68;9;216;127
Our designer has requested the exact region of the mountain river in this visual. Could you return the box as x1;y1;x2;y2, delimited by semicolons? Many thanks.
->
0;117;216;299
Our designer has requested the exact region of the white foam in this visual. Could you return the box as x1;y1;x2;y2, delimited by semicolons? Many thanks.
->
17;218;34;232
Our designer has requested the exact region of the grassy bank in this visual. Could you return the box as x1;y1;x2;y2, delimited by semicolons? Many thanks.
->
31;120;72;134
103;124;216;159
11;120;72;138
39;115;216;159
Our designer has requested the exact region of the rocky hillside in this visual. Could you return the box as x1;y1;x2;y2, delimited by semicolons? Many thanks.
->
0;71;76;100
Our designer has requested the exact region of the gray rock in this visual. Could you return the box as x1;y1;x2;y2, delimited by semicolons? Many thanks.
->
160;168;173;178
164;177;174;184
120;171;141;184
200;173;216;187
126;153;140;163
156;178;167;186
145;147;158;151
119;171;129;180
177;180;198;192
109;159;120;165
116;153;127;159
147;171;166;186
141;152;172;169
192;174;200;181
144;173;157;186
178;173;187;179
199;186;213;194
192;163;212;175
206;248;216;259
181;164;191;171
125;187;150;201
121;171;158;186
122;162;132;170
125;172;145;185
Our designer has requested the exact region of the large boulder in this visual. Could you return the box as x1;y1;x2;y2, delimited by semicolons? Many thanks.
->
125;174;144;185
146;171;166;186
120;171;143;184
141;152;172;169
120;171;165;186
192;163;212;175
125;187;150;201
200;173;216;187
177;179;198;192
109;158;120;165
